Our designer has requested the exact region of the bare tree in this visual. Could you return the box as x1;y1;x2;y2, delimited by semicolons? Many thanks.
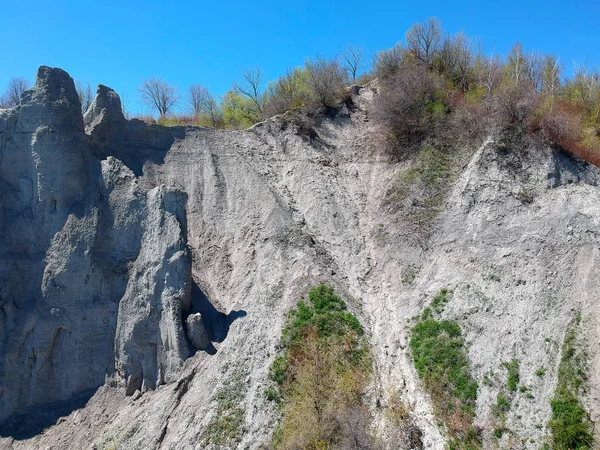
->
541;55;562;112
341;44;365;83
0;76;30;108
374;43;406;79
138;77;178;118
305;57;347;108
405;18;443;68
571;62;600;122
232;66;263;115
438;32;475;90
76;80;94;113
188;84;210;116
121;94;131;119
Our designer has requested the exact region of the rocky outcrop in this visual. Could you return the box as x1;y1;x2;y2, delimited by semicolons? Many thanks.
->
0;68;197;426
0;66;107;424
115;185;191;395
185;313;210;350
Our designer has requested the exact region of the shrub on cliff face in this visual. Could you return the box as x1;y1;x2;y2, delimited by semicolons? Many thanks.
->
548;317;593;449
269;285;371;449
373;65;447;152
410;290;481;450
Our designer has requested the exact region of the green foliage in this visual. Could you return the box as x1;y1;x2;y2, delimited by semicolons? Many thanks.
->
548;321;593;449
504;359;520;392
430;288;451;314
410;292;480;449
201;370;247;448
536;367;547;377
265;387;280;403
495;393;510;416
269;285;371;449
221;90;259;129
269;355;288;385
282;284;363;345
387;143;454;244
262;67;313;118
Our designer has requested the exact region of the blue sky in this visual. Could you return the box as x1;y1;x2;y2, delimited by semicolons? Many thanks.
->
2;0;599;115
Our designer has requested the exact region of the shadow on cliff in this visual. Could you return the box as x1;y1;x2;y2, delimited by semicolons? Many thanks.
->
0;388;96;441
190;281;246;355
88;119;187;177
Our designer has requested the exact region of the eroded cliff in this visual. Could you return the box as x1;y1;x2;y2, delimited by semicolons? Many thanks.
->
0;67;598;449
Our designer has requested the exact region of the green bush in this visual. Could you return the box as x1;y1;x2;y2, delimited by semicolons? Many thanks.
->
504;359;519;392
410;292;480;449
548;321;593;449
495;393;510;415
269;285;371;449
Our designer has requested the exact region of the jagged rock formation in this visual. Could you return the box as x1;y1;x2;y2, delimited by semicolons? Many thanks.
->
0;66;599;449
0;68;196;428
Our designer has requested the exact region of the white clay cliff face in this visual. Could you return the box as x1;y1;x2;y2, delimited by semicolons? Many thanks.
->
0;67;598;449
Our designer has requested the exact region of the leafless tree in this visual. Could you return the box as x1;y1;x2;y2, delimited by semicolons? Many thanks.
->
571;62;600;122
233;66;263;115
374;43;406;79
76;80;94;113
233;66;263;117
201;93;222;127
188;84;211;116
483;54;502;97
438;32;475;90
341;44;365;83
541;55;561;112
405;18;443;68
305;57;347;108
0;76;30;108
121;94;131;119
138;77;178;118
373;65;443;148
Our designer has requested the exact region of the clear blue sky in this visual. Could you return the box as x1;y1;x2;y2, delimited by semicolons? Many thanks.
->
2;0;599;115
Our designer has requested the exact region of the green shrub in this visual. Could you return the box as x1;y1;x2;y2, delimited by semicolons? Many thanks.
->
548;320;593;449
269;285;371;449
410;292;480;449
536;367;547;377
504;359;519;392
496;393;510;415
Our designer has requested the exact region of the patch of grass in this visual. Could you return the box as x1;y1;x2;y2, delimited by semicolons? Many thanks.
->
386;144;456;248
410;291;480;449
504;359;520;392
536;367;547;377
99;426;139;450
548;318;593;449
200;369;247;448
401;265;417;284
494;427;505;439
484;267;501;282
495;393;510;416
264;387;280;403
421;288;452;320
517;187;534;204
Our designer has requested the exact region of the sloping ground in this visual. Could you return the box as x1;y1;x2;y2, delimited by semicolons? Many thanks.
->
0;68;598;449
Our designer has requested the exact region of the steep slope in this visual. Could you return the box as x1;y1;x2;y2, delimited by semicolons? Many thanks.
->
0;67;598;449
